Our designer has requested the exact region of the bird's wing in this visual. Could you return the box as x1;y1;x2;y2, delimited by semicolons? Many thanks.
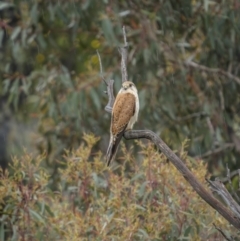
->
111;92;136;135
106;92;136;166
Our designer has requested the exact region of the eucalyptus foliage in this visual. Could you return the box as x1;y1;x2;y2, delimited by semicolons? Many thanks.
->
0;135;238;240
0;1;240;175
0;1;240;239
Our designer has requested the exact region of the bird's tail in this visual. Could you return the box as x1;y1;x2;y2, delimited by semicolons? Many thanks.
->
106;133;124;166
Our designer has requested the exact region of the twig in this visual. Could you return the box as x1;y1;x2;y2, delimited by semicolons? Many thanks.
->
105;79;115;113
213;223;234;241
96;49;115;112
122;25;128;46
184;60;240;85
98;26;130;112
96;50;108;86
194;143;234;159
207;179;240;221
226;165;240;202
220;169;240;184
176;112;208;122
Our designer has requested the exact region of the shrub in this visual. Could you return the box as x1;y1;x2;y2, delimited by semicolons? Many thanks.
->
0;134;238;240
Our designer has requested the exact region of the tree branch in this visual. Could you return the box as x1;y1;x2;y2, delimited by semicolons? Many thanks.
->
123;130;240;230
194;143;234;159
226;165;240;203
96;48;115;113
213;223;234;241
176;112;208;122
184;60;240;85
105;79;114;113
96;50;108;86
220;169;240;184
207;179;240;221
101;26;240;231
119;26;128;83
97;26;129;112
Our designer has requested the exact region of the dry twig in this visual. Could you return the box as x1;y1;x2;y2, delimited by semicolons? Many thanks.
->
195;143;234;159
207;179;240;221
96;49;115;113
184;60;240;85
220;169;240;184
213;223;234;241
226;165;240;203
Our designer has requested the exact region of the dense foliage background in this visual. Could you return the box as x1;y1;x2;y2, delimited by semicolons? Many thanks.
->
0;0;240;240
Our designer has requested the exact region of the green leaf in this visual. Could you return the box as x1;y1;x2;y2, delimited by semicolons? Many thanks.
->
29;209;45;224
44;204;55;217
138;181;148;198
101;17;118;45
11;26;21;41
0;222;4;241
0;2;14;11
130;173;144;182
0;29;5;48
90;88;101;111
137;228;149;238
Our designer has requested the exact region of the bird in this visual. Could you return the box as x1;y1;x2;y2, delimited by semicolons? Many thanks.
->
106;81;139;166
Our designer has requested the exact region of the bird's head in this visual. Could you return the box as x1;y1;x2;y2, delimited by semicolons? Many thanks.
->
122;81;137;92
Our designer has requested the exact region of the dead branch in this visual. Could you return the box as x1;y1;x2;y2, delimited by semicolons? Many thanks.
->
96;50;108;86
104;79;114;113
97;48;115;113
176;112;208;122
220;169;240;184
226;165;240;203
119;26;128;83
184;60;240;85
98;26;128;112
207;179;240;221
101;26;240;230
194;143;234;159
213;223;234;241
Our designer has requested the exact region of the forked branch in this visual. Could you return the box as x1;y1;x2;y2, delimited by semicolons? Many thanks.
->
99;26;240;230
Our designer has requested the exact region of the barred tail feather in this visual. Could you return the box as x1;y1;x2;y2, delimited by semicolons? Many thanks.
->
106;133;124;166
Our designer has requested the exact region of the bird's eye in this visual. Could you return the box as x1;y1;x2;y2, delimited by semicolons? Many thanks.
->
130;84;132;87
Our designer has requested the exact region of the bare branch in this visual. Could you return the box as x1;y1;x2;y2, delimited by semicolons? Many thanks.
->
105;79;115;113
184;60;240;85
220;169;240;184
207;179;240;221
96;50;108;86
122;25;128;46
101;26;240;231
226;165;240;202
213;223;234;241
96;49;115;112
123;130;240;230
176;112;208;122
194;143;234;159
119;26;128;83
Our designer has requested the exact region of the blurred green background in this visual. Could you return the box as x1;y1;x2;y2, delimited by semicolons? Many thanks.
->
1;1;240;240
1;0;240;176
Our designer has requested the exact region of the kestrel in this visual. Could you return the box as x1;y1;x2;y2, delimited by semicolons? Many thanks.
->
106;81;139;166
